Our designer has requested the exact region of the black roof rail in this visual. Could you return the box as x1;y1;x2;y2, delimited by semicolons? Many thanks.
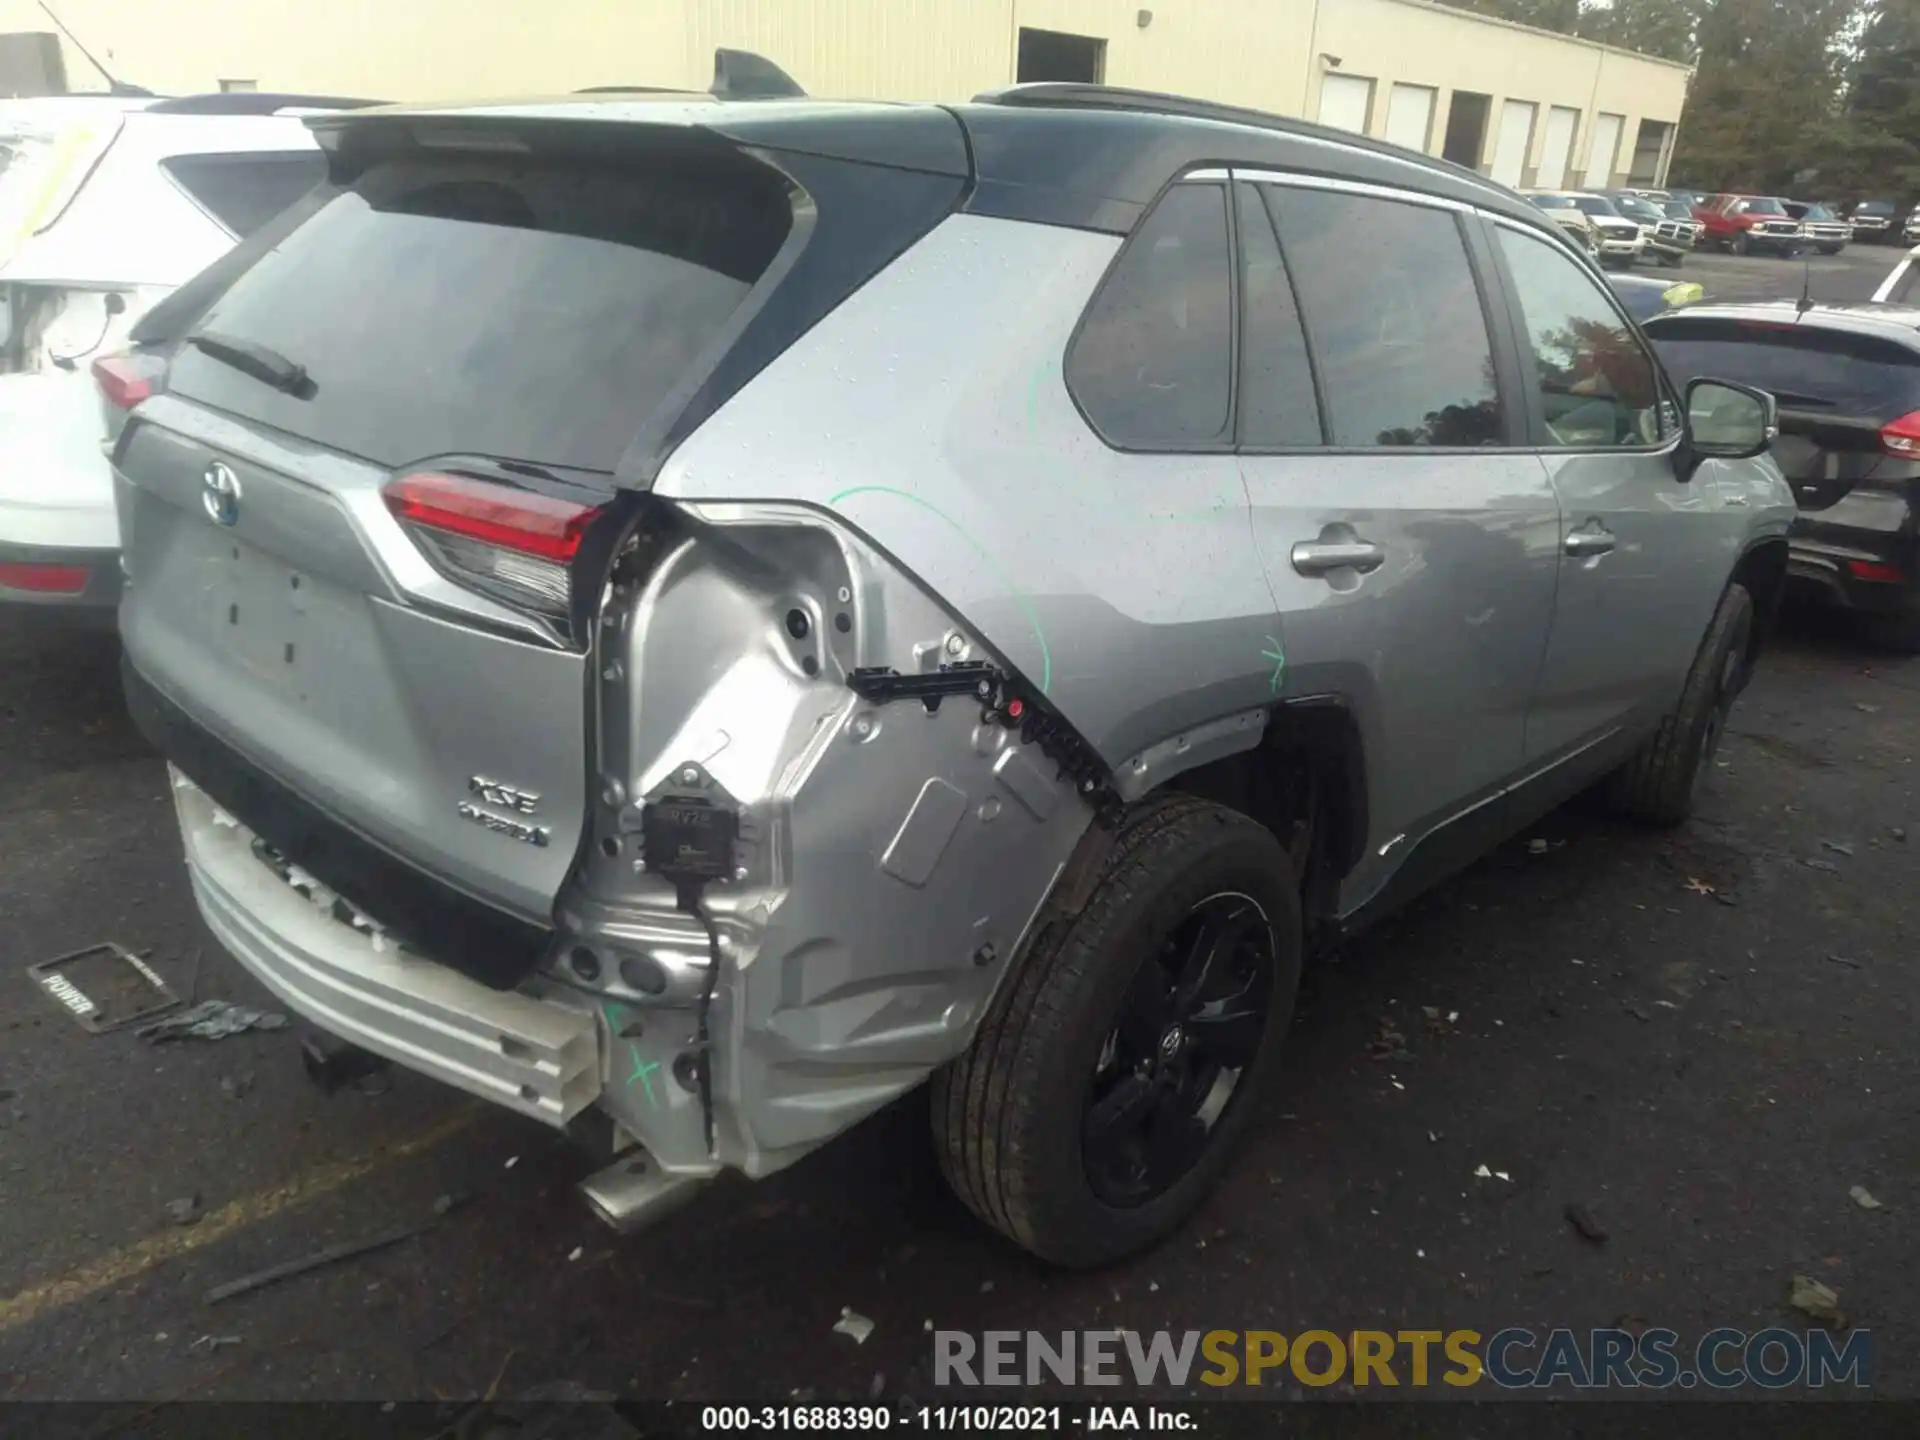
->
972;81;1503;189
710;48;805;99
145;92;388;116
573;85;690;95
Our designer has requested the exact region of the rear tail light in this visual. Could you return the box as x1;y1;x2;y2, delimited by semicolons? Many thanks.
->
383;472;603;622
1879;411;1920;457
90;351;169;447
0;561;89;595
90;353;160;410
1848;559;1905;584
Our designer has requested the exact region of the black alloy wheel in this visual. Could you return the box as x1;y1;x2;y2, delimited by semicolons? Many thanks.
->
1082;890;1276;1207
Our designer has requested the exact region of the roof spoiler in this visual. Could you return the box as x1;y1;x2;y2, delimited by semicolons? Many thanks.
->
710;48;805;99
146;93;388;116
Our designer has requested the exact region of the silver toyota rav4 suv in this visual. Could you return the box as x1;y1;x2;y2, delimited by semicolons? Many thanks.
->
109;68;1795;1267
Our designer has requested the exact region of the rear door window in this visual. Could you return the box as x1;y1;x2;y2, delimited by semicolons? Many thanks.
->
1067;181;1233;448
1644;316;1920;416
164;152;794;474
1259;185;1504;447
161;151;327;237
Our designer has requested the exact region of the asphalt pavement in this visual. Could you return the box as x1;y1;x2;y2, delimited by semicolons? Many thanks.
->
0;242;1915;1408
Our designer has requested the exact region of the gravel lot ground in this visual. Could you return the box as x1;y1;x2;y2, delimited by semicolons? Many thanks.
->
0;240;1914;1409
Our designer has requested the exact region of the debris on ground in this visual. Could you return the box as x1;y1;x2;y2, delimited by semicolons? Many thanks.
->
27;942;182;1035
205;1197;463;1304
568;1247;584;1262
1854;703;1880;714
1849;1186;1883;1211
1826;953;1863;970
299;1029;392;1094
1819;839;1856;857
1527;838;1549;855
218;1072;255;1099
1788;1274;1846;1329
1622;1002;1653;1022
137;999;288;1044
869;1373;886;1399
1367;1016;1409;1060
190;1335;241;1353
832;1308;875;1345
1892;827;1907;843
1472;1165;1511;1182
1564;1203;1609;1244
979;1280;994;1294
1804;858;1842;874
166;1194;203;1227
504;1156;520;1170
1683;877;1716;897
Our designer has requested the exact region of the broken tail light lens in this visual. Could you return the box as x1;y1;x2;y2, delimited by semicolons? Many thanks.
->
1879;411;1920;457
383;472;603;622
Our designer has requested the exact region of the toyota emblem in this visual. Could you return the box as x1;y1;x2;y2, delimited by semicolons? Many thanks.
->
202;461;241;527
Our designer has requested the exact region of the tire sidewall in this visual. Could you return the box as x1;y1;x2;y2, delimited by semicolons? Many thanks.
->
1015;814;1302;1264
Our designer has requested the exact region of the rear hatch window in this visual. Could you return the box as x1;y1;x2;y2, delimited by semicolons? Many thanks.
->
162;151;327;237
1646;317;1920;416
164;152;794;475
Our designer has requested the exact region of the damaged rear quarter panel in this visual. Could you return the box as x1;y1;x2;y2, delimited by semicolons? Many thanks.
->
599;212;1289;1175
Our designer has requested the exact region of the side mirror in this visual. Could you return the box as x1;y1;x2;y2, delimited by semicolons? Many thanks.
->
1678;377;1776;479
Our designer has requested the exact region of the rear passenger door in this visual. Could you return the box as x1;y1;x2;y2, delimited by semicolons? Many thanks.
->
1486;220;1734;769
1233;176;1563;914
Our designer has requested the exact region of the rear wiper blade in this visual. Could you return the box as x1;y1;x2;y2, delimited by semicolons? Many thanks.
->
187;331;313;398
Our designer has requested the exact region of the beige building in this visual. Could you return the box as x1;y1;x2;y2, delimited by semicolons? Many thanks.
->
1;0;1691;187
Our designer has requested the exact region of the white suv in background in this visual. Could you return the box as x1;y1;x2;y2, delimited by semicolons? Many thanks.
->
0;92;372;612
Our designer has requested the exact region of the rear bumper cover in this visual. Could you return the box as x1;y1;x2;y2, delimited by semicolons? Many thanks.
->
171;767;603;1126
1786;536;1915;614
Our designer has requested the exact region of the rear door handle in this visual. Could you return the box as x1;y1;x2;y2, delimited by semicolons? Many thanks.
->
1564;527;1617;558
1290;539;1386;576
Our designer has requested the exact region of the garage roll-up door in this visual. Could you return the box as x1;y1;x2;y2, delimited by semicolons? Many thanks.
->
1384;84;1436;153
1317;73;1373;134
1586;112;1624;188
1490;100;1537;188
1536;106;1579;190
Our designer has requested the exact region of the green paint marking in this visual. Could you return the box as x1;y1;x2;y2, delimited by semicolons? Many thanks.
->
1262;636;1287;694
826;483;1053;695
628;1054;662;1106
603;1003;663;1108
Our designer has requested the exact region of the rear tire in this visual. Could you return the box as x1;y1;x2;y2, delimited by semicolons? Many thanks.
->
932;794;1302;1268
1610;583;1755;827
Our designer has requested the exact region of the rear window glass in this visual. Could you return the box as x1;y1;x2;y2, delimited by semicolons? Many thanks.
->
162;152;327;237
1646;317;1920;413
165;153;792;473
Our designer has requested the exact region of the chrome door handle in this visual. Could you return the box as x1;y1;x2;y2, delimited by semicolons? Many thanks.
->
1564;528;1616;558
1291;539;1386;576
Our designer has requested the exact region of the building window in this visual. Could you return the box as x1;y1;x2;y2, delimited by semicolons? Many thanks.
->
1016;28;1105;84
219;79;258;93
1442;91;1491;169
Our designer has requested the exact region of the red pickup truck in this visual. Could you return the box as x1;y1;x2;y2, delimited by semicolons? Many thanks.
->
1694;194;1806;255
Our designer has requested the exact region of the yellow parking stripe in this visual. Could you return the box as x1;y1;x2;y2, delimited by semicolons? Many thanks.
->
0;1108;479;1335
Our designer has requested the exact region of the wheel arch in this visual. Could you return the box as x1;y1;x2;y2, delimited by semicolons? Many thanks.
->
1730;535;1788;676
